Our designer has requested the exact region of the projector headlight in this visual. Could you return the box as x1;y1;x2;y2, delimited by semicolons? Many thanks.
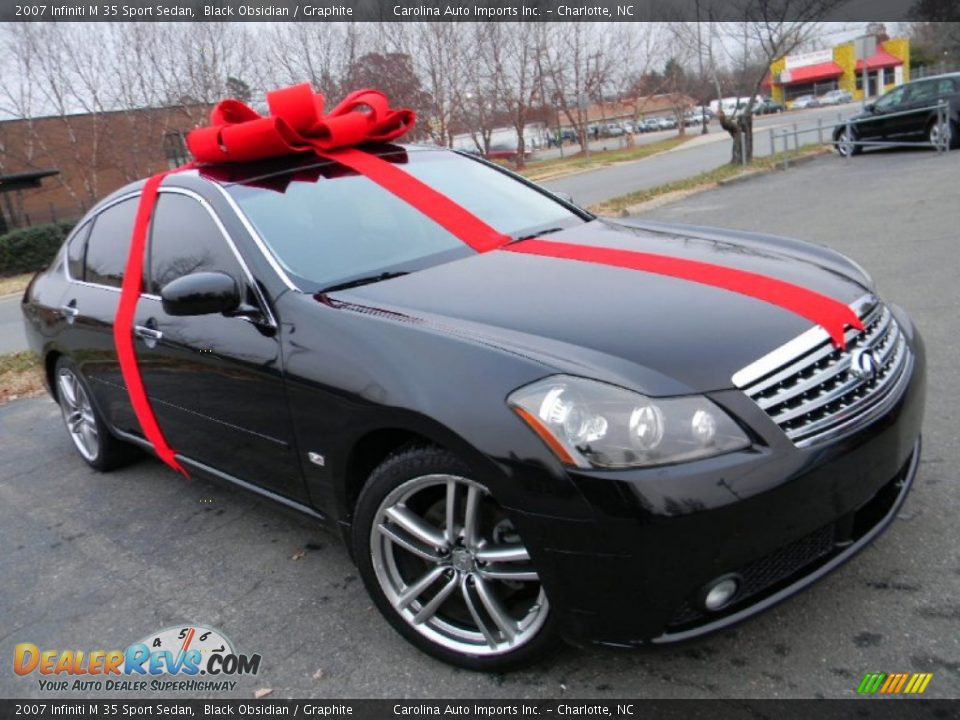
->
509;375;750;468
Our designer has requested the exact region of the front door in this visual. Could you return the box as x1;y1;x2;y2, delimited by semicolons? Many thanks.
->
133;190;306;501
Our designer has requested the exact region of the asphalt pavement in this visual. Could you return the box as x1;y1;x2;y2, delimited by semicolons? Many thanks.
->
2;147;958;700
0;295;28;355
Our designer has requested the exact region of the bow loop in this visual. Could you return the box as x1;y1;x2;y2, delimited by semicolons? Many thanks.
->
186;83;416;163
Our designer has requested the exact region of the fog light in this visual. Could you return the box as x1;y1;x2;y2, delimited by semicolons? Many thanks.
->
702;576;740;611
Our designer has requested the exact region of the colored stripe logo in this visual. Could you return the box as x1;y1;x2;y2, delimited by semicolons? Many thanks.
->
857;672;933;694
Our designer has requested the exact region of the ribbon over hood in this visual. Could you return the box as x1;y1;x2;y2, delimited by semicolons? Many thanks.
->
116;83;865;478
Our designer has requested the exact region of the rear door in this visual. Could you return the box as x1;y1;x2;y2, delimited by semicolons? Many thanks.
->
896;79;938;139
63;197;142;432
133;189;306;500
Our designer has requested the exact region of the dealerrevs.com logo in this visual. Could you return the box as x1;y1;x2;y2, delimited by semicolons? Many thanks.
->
14;625;261;693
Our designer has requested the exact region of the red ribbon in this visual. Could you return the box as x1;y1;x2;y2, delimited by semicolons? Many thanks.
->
117;84;863;475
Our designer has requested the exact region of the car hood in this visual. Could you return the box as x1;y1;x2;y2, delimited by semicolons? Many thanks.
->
333;219;871;394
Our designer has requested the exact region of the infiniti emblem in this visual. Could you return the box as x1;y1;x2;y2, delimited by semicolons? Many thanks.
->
850;348;880;381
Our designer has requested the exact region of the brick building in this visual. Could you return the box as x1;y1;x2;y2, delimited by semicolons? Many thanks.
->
0;104;208;231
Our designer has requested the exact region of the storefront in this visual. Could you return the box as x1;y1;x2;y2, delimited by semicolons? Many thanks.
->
766;36;910;107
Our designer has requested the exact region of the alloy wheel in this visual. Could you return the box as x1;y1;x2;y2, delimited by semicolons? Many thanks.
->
369;474;548;656
836;129;855;156
58;368;99;461
929;121;951;150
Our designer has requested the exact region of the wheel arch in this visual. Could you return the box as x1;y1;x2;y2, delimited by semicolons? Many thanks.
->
338;416;509;525
44;349;62;402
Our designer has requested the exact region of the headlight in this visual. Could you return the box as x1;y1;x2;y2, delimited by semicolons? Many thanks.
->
508;375;750;468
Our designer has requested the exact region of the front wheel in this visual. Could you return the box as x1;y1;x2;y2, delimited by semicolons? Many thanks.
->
353;446;560;671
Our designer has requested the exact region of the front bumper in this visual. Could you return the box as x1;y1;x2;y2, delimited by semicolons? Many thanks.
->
510;315;926;647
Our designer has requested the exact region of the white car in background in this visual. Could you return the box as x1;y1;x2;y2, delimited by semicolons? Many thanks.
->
791;95;820;110
819;89;853;106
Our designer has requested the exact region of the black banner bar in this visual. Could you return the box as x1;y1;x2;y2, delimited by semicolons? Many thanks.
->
0;0;945;23
1;700;959;720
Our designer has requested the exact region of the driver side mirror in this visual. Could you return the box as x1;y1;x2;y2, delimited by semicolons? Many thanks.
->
865;102;876;112
160;271;240;317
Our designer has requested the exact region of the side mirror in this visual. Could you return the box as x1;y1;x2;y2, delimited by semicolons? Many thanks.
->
865;102;876;112
160;271;240;317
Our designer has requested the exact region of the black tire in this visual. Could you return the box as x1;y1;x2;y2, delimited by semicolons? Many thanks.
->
834;126;861;157
927;118;956;150
53;356;139;471
352;445;562;671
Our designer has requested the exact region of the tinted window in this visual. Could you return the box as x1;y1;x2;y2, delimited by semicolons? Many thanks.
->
906;81;936;103
937;78;959;95
148;193;243;294
227;151;581;290
875;86;905;110
66;221;91;280
85;199;137;288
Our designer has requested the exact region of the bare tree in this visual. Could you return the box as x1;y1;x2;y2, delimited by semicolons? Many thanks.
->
693;4;840;163
477;23;543;164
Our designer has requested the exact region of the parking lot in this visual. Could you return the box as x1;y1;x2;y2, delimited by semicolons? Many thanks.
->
2;147;958;699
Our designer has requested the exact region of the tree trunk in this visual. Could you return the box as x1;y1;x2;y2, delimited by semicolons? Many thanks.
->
718;110;754;165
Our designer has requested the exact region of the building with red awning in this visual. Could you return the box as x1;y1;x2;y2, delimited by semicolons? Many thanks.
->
767;30;909;107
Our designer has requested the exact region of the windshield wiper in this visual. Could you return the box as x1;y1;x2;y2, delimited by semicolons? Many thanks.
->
512;227;563;243
320;272;409;293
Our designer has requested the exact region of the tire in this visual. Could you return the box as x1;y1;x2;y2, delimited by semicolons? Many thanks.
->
927;118;956;150
54;356;139;471
353;445;561;671
834;126;861;157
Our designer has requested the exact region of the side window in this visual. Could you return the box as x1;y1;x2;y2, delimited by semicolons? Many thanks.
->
875;86;905;110
905;81;936;104
66;221;91;280
85;199;138;288
148;193;244;295
937;78;958;95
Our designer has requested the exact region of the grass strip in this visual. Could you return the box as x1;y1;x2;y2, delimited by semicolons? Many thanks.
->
589;144;831;216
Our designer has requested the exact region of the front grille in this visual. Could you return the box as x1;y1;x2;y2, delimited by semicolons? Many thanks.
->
734;297;912;447
669;524;836;627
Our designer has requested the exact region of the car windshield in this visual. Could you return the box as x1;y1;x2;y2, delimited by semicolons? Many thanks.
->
224;149;584;291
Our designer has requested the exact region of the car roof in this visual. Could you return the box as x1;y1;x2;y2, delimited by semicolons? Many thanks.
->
909;71;960;83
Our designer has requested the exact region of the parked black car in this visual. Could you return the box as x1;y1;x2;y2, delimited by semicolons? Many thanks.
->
22;145;925;671
754;99;785;115
834;73;960;156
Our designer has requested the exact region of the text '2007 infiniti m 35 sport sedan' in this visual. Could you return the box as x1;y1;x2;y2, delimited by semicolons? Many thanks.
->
22;144;925;671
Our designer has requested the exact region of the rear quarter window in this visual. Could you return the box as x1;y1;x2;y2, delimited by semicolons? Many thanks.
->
65;221;91;280
85;198;138;288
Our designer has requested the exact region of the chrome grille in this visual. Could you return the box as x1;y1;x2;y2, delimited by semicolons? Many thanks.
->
733;296;913;447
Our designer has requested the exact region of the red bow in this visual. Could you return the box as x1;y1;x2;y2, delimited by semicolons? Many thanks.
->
186;84;416;163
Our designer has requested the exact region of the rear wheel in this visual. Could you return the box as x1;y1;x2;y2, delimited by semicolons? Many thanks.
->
835;126;861;156
55;357;138;471
927;118;955;150
353;446;560;671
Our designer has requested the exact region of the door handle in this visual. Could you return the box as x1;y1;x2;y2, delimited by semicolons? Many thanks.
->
134;319;163;348
61;300;79;324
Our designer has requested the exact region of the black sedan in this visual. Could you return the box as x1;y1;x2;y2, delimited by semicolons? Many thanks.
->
834;73;960;155
21;145;925;671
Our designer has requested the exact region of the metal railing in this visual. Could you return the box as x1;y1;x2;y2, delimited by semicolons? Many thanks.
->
766;100;952;168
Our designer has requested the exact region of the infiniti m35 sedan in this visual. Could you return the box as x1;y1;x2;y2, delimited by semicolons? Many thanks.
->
22;145;925;671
